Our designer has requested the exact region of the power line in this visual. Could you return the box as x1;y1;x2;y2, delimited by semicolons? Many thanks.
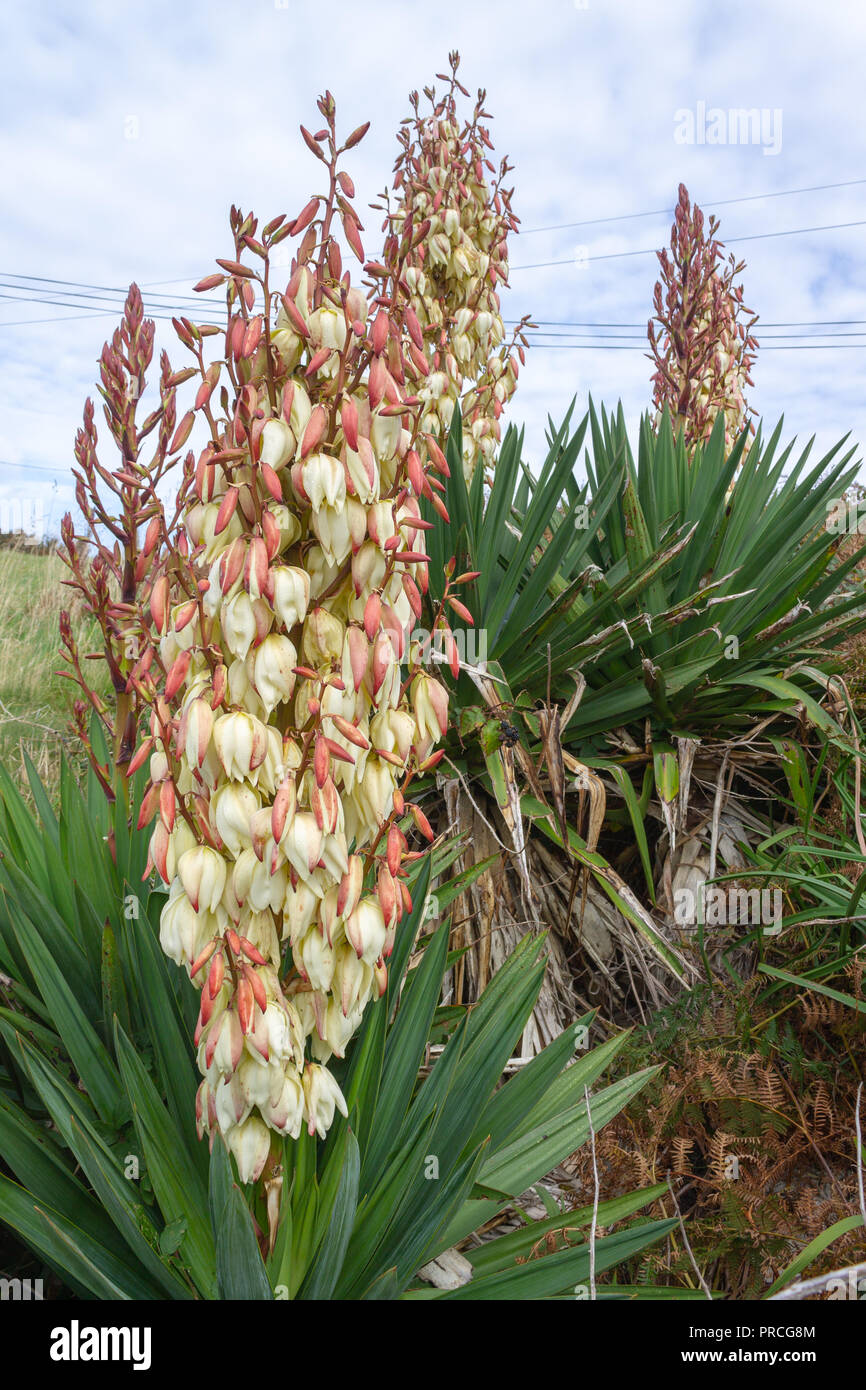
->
512;219;866;271
518;329;866;341
2;296;862;344
0;459;71;475
2;276;863;338
505;318;866;328
0;271;212;309
528;341;866;351
2;294;864;345
0;286;205;315
519;176;866;235
2;206;864;322
0;311;119;327
0;290;191;324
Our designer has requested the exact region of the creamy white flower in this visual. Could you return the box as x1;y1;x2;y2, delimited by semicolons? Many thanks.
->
211;783;260;856
261;418;296;471
271;566;310;630
302;1063;348;1141
227;1113;271;1183
253;635;298;715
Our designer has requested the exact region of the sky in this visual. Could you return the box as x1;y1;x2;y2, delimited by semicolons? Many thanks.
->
1;0;865;537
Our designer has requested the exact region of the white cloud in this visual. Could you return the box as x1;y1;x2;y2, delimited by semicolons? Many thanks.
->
1;0;863;530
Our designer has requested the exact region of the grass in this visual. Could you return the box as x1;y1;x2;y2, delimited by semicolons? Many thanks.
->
0;546;107;801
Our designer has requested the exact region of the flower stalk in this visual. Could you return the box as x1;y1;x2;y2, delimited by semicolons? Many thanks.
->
379;51;530;483
59;286;192;803
128;96;458;1182
647;183;759;454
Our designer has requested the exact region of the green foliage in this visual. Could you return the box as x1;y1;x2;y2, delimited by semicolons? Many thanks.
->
0;748;675;1299
431;403;866;738
426;403;866;854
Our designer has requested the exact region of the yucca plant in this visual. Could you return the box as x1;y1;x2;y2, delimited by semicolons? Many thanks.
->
419;401;866;1029
431;401;866;742
0;737;686;1299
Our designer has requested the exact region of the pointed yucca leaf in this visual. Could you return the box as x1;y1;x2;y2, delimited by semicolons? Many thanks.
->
621;473;668;624
360;1267;400;1300
480;1067;660;1197
0;760;49;882
101;920;132;1051
375;950;546;1264
59;756;119;924
675;430;745;600
73;881;115;989
717;673;838;735
636;415;660;539
0;862;98;1014
652;406;678;526
288;1172;319;1299
83;719;114;842
335;1110;440;1296
418;959;545;1177
0;1175;165;1300
424;406;475;599
653;741;679;836
607;764;655;901
426;1217;678;1300
476;425;525;604
339;991;388;1154
497;457;624;663
429;854;500;919
0;885;33;985
0;1089;122;1255
465;1182;669;1276
114;1024;217;1298
486;415;589;642
22;750;60;850
311;1121;350;1232
110;767;152;893
757;964;866;1014
436;1036;648;1252
10;908;125;1127
208;1139;272;1301
385;853;432;1015
70;1115;196;1300
764;1215;864;1298
364;1141;488;1293
445;927;542;1036
0;1005;61;1057
480;1028;631;1157
15;1038;192;1299
359;919;450;1184
512;528;696;688
466;1013;595;1156
110;763;153;890
300;1130;360;1300
335;856;436;1139
40;831;92;961
118;894;204;1175
0;1014;60;1121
